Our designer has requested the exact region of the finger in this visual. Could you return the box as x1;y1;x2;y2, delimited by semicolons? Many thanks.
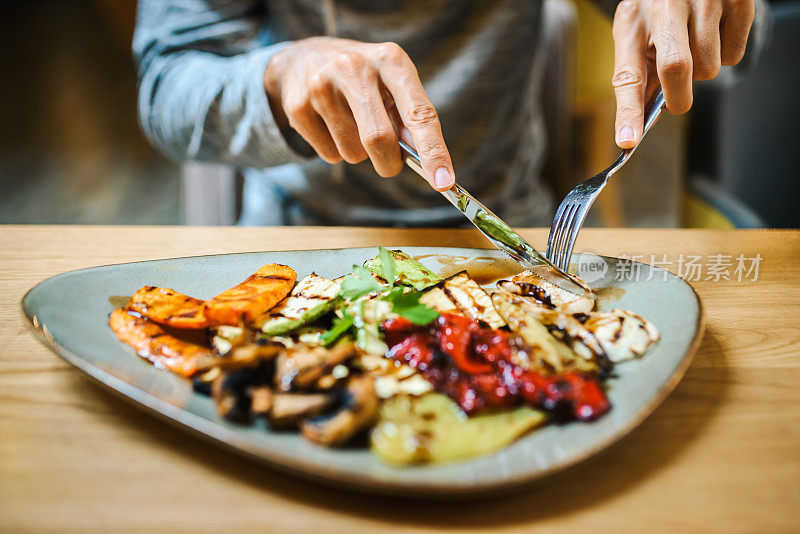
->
384;99;407;140
282;94;342;164
689;0;722;80
720;0;755;65
307;73;368;164
372;42;455;191
651;0;694;114
386;103;416;164
339;72;403;178
645;74;661;104
612;0;648;149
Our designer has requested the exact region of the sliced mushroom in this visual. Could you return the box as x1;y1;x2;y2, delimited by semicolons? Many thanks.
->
300;375;379;446
269;393;334;427
315;364;350;390
274;341;355;392
249;386;274;416
192;366;221;395
196;342;282;373
210;360;272;422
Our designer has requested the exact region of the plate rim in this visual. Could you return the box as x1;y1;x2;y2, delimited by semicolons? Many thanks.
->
20;246;705;497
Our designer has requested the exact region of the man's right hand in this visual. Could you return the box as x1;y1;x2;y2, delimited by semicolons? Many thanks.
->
264;37;455;191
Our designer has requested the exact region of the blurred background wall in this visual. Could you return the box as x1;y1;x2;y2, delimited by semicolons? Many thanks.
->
0;0;179;224
0;0;796;228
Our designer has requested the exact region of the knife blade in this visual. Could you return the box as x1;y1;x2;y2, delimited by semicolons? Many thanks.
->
399;140;591;294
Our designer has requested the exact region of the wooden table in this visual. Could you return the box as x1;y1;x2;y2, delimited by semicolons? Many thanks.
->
2;226;798;532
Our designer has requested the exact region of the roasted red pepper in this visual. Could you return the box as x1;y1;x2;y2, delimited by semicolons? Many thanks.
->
381;313;610;421
435;314;493;375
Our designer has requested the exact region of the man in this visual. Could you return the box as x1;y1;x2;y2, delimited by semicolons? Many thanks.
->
134;0;754;226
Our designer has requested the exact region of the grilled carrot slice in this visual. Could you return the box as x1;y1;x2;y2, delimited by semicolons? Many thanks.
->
127;286;209;329
203;264;297;327
108;308;211;377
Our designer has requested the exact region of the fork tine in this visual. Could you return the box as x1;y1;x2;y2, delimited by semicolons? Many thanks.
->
550;204;569;267
552;206;567;270
546;202;568;260
549;204;570;265
560;207;587;271
555;203;579;270
546;89;666;274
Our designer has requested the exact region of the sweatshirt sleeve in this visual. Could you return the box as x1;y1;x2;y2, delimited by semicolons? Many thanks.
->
133;0;310;168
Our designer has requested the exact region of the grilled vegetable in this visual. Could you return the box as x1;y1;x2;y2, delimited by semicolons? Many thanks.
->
359;354;433;398
108;308;212;377
204;264;297;327
441;271;505;328
274;341;356;392
301;375;379;446
211;360;272;422
575;309;660;362
500;297;658;368
269;393;335;427
499;268;596;314
210;343;283;370
371;393;546;465
211;325;247;355
419;287;461;315
491;294;595;373
249;386;273;416
364;249;441;290
507;300;609;364
109;247;659;459
259;274;341;335
127;286;209;329
350;299;392;355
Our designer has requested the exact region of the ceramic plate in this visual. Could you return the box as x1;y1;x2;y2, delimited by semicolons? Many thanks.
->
22;247;703;497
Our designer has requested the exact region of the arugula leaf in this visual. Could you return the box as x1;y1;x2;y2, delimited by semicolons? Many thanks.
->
320;310;354;346
339;265;381;300
381;287;439;325
378;247;396;288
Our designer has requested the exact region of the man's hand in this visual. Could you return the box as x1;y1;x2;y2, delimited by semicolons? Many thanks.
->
611;0;755;148
264;37;455;190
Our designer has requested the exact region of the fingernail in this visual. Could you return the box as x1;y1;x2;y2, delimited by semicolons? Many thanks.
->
617;126;635;144
434;167;453;189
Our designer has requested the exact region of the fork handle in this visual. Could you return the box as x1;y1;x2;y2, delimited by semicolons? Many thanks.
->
622;87;666;161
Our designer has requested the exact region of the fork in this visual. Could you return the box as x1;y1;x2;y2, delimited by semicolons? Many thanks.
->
546;88;667;271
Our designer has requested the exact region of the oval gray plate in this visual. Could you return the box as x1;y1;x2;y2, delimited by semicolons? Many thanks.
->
22;247;703;497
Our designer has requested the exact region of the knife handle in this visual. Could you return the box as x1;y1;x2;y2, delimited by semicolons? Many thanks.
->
398;140;425;178
396;140;591;294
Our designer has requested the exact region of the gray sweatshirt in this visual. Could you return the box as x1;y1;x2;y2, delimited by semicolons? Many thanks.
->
134;0;614;226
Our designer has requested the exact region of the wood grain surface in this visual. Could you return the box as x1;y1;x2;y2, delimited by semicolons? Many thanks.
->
1;226;798;533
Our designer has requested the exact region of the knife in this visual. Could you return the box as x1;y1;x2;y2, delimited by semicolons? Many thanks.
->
399;140;591;294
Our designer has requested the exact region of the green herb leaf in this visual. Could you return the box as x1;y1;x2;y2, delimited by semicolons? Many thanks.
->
340;265;381;300
320;310;354;346
378;247;396;288
382;288;440;325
